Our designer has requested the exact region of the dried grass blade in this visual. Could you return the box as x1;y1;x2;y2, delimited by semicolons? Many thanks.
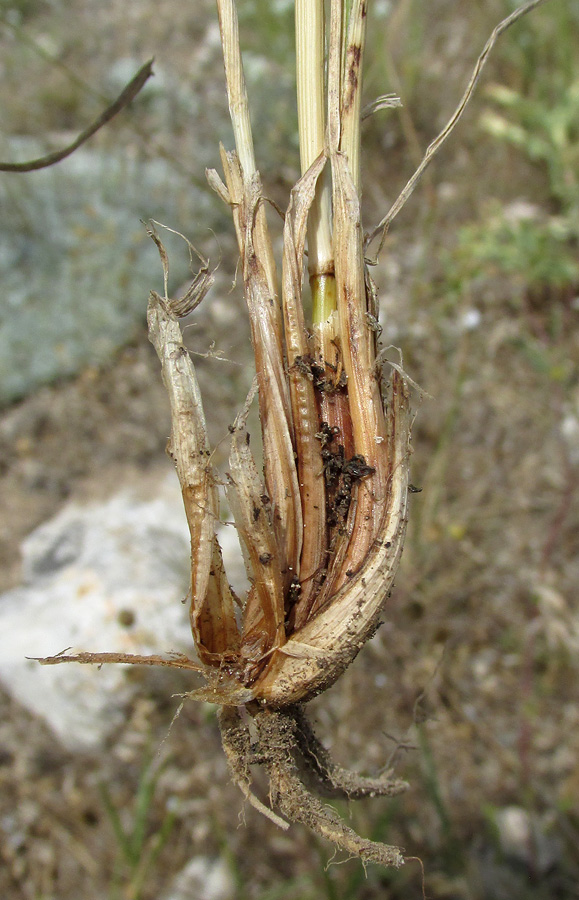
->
35;652;206;671
146;220;215;317
365;0;551;260
147;292;240;663
0;59;154;172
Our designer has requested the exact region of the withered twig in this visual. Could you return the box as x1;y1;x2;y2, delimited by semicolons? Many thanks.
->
365;0;551;261
0;59;154;172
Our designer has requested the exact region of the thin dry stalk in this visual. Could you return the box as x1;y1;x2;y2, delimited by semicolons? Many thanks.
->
365;0;551;260
0;59;153;172
340;0;368;192
295;0;333;276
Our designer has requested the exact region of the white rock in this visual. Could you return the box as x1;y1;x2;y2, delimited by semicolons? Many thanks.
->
0;478;243;750
561;411;579;465
495;806;558;873
495;806;532;862
459;308;482;332
161;856;235;900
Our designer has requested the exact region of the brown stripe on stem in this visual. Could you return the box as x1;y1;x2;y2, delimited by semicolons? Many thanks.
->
281;156;329;628
330;152;389;589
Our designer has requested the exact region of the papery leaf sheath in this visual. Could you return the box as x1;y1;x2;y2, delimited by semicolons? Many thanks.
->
228;387;285;669
253;370;411;704
220;149;303;582
147;292;240;662
281;155;328;626
331;151;390;586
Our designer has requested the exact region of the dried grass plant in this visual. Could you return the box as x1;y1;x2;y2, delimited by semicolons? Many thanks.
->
39;0;550;868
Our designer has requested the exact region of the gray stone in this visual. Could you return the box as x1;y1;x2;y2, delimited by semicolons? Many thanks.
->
161;856;235;900
0;140;219;404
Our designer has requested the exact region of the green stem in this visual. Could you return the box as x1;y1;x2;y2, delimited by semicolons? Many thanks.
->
311;273;337;327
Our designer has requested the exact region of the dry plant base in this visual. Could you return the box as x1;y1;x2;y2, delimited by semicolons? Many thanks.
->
38;266;412;867
38;278;413;866
34;0;550;874
219;704;406;868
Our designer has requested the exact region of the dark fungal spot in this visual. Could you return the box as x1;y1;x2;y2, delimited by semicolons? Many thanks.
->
118;609;136;628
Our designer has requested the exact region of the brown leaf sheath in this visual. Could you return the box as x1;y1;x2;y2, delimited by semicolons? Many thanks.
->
253;369;411;705
203;538;243;657
281;156;328;627
302;470;359;620
227;391;285;671
331;151;389;587
147;292;240;663
220;149;303;583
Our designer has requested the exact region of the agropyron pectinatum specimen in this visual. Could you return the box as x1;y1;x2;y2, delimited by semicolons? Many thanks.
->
39;0;547;870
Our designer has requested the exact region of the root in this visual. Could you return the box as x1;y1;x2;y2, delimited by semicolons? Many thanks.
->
270;751;404;868
218;706;290;830
221;703;405;868
291;705;408;801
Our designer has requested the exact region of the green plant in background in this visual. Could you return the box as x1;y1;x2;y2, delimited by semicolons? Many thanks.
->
444;205;579;307
481;78;579;215
100;755;176;900
0;0;45;22
442;9;579;315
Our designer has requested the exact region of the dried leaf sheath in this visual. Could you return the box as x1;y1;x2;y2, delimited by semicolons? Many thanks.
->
147;291;240;662
340;0;368;193
220;150;303;584
331;151;390;585
254;368;411;705
227;386;285;675
281;155;328;626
